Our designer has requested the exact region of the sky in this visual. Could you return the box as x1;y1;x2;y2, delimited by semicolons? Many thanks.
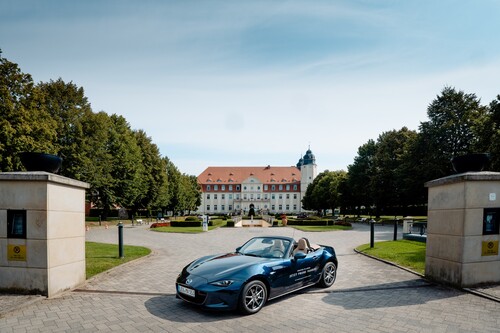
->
2;0;500;176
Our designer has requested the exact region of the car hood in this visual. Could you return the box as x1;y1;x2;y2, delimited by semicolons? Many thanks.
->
187;252;268;279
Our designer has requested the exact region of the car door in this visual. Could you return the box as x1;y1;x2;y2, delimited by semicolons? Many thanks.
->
287;250;321;290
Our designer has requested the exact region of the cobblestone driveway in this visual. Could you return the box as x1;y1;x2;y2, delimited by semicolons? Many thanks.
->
1;224;499;332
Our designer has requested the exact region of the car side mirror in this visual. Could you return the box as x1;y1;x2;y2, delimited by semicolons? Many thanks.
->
293;252;307;261
236;246;241;253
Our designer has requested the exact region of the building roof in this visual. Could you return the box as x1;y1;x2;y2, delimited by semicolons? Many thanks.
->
198;166;301;185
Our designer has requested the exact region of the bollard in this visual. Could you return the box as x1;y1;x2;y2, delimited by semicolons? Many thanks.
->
118;222;124;258
370;220;375;248
394;220;398;241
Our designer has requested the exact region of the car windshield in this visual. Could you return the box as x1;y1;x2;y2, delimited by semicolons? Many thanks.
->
238;237;291;259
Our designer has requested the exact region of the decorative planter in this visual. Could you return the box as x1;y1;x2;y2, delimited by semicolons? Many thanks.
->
19;152;63;173
451;153;490;173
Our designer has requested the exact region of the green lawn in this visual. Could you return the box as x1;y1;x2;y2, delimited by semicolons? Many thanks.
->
290;225;352;232
85;242;151;279
356;240;426;275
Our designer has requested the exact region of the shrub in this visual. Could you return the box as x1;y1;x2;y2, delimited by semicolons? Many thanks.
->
171;221;202;227
334;221;352;227
287;219;329;226
185;216;200;222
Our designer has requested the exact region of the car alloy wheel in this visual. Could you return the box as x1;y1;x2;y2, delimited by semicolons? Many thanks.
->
239;280;267;314
319;262;337;288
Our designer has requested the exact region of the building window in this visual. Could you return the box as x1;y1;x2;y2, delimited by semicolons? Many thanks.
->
236;205;240;209
207;205;210;211
236;185;240;191
279;185;283;190
271;205;275;210
278;204;282;210
229;194;233;199
214;205;218;211
222;194;225;199
244;186;247;190
229;185;233;191
257;186;260;190
207;185;211;191
221;205;225;211
214;194;218;200
286;194;290;199
286;204;290;210
222;185;225;191
286;184;290;191
272;194;275;199
272;185;275;191
264;185;268;190
229;205;233;210
244;194;247;199
293;204;297;210
236;194;240;199
293;185;298;190
214;185;218;191
206;194;210;199
279;194;282;199
250;194;254;199
257;194;261;199
293;194;297;199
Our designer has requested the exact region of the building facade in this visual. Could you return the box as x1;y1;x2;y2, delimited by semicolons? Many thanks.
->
197;149;317;215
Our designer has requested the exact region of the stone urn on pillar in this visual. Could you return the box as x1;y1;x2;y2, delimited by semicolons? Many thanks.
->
19;152;63;173
451;153;490;173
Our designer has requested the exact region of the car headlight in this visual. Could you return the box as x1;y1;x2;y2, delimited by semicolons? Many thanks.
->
210;280;234;287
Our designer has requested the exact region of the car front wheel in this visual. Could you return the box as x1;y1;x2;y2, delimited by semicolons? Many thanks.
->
318;262;337;288
238;280;267;315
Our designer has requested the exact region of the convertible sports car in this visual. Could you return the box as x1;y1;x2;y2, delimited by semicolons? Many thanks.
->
176;236;337;314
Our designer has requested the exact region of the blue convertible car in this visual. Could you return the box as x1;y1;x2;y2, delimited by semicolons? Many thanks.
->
176;236;337;314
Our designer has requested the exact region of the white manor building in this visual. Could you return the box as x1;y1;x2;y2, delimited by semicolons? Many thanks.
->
197;149;317;215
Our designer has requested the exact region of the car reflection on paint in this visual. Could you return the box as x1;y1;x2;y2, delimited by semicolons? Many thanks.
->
176;236;338;314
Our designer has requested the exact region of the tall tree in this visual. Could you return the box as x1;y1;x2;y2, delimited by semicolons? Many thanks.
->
477;95;500;171
418;86;487;180
132;130;169;214
302;170;346;215
37;79;94;180
370;127;417;216
0;51;56;171
345;140;377;215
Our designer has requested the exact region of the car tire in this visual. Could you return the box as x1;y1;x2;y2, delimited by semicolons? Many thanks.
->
238;280;267;315
318;261;337;288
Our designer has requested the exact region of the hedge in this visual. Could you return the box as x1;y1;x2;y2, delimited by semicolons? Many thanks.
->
287;219;333;226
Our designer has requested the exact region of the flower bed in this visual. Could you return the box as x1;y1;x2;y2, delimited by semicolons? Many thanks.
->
150;222;171;228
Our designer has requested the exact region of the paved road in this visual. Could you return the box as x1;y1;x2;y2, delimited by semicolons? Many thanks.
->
1;224;500;332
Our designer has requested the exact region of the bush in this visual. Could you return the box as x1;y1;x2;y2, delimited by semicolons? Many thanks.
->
184;216;200;222
334;221;352;227
287;219;330;226
171;221;201;227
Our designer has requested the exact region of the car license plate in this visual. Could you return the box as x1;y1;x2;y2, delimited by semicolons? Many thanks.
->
178;285;195;297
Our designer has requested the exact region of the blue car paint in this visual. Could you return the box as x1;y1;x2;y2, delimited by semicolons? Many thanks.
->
176;236;337;311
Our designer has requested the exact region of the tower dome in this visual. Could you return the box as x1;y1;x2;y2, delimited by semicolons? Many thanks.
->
302;148;316;165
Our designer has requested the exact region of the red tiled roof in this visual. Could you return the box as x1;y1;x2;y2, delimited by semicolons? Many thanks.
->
198;166;301;184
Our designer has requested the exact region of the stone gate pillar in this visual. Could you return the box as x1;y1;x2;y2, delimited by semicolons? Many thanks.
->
425;172;500;287
0;172;89;297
